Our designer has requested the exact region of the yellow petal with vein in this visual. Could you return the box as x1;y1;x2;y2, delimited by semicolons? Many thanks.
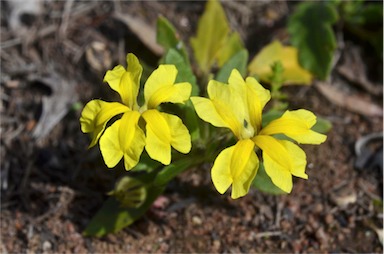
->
260;109;327;144
99;111;145;170
103;65;126;94
99;120;123;168
280;140;307;179
80;100;129;147
198;80;246;138
118;111;146;170
211;140;259;199
211;146;234;194
227;69;271;133
103;53;142;109
161;113;191;154
147;82;191;109
257;138;308;193
190;96;228;128
230;140;259;199
253;135;292;171
263;152;293;193
144;65;190;109
142;110;171;164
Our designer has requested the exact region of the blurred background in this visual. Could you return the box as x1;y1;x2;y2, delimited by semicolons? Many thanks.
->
1;1;382;252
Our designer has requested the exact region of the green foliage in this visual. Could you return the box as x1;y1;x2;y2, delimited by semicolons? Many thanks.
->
83;172;163;237
261;110;284;128
288;2;338;80
164;49;199;96
84;158;197;237
190;0;230;73
216;32;245;67
153;157;200;187
252;163;286;195
157;16;188;63
312;117;332;134
269;61;288;111
338;1;383;56
216;49;248;83
339;0;382;26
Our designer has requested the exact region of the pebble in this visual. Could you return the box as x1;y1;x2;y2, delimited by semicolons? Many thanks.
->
325;214;334;225
212;240;221;251
192;216;202;225
42;240;52;251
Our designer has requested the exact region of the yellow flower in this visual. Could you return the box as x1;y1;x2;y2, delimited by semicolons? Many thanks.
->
80;53;192;170
191;69;326;199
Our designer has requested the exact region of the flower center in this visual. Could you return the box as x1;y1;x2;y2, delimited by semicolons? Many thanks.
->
240;119;255;140
138;105;147;114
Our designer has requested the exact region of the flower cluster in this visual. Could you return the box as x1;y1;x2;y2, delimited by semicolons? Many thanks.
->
80;53;326;199
191;69;327;198
80;53;192;170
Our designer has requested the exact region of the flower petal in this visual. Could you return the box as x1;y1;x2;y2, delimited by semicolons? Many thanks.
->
244;77;271;132
211;140;259;199
191;80;246;139
190;96;227;127
143;65;191;109
228;69;271;133
80;100;129;147
259;109;327;144
99;111;145;170
99;120;124;168
190;96;228;128
263;152;293;193
255;138;308;193
103;53;142;109
161;113;192;154
280;140;308;179
230;139;259;199
103;65;126;93
211;146;234;195
253;135;292;171
142;110;171;164
118;111;146;170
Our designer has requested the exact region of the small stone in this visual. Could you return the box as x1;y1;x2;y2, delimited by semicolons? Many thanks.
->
192;216;202;225
42;240;52;251
325;214;334;225
314;203;323;214
212;240;221;251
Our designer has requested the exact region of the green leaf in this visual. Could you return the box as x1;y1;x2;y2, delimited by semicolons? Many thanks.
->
261;110;283;127
312;117;332;134
190;0;230;72
216;49;248;83
154;157;197;187
156;16;189;63
340;2;383;57
164;48;199;96
157;16;179;50
83;172;164;237
288;2;338;80
132;151;161;172
217;32;245;67
252;163;286;195
340;1;382;26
